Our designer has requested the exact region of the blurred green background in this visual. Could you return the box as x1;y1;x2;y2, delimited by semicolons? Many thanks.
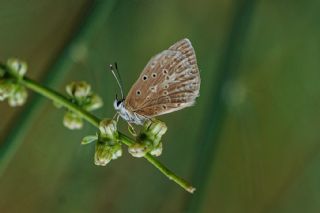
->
0;0;320;212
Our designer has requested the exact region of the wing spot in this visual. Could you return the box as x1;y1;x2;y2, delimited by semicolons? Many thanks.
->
165;75;170;80
163;90;168;96
162;105;167;109
150;86;156;93
163;84;169;89
162;69;168;75
142;75;148;81
152;73;157;78
136;90;141;96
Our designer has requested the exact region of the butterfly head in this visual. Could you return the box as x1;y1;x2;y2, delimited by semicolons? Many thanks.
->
113;95;124;111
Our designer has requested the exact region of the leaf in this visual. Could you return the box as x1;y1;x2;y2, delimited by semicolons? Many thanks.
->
81;135;98;145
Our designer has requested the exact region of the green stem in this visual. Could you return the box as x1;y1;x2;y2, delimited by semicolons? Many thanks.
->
119;133;196;193
1;65;195;193
21;77;100;127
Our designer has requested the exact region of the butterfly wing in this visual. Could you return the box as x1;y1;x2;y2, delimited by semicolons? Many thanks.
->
124;38;200;117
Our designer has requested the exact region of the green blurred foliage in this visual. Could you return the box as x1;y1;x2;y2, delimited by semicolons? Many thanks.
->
0;0;320;213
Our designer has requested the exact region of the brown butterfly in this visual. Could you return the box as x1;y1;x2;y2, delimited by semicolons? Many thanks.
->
112;38;200;125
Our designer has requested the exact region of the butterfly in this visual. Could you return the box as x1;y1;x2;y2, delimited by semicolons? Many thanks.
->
112;38;200;126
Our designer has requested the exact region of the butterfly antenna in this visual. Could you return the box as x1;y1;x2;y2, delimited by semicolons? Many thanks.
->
109;63;124;100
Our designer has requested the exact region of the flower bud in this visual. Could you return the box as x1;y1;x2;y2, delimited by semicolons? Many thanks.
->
85;94;103;111
8;85;28;107
112;147;122;159
99;119;118;139
146;120;167;140
7;58;27;77
66;81;91;99
95;140;122;166
95;141;113;166
94;119;122;165
128;142;152;158
63;111;83;130
142;119;167;147
150;142;163;157
129;119;167;158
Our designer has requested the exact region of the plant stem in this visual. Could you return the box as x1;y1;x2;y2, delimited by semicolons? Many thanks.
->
1;65;195;193
119;133;196;193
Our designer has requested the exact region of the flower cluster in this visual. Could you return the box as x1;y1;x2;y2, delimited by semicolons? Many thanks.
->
128;119;167;158
63;81;103;130
82;119;167;166
81;119;122;166
0;58;28;107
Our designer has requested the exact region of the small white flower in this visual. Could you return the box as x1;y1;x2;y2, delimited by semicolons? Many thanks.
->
94;141;113;166
85;94;103;111
95;149;112;166
128;143;150;158
8;86;28;107
99;119;117;138
7;58;27;77
63;111;83;130
66;81;91;99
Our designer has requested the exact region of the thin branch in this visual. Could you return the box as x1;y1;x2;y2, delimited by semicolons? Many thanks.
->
1;64;195;193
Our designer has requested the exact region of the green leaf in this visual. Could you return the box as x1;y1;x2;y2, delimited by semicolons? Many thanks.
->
81;135;98;145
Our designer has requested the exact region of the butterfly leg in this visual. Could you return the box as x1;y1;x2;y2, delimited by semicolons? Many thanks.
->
112;113;120;123
127;122;137;136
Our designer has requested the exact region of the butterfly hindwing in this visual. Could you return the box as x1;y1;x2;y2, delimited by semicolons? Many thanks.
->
124;38;200;117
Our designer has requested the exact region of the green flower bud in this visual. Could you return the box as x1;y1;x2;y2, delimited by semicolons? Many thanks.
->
7;58;27;77
63;111;83;130
143;120;167;145
95;141;113;166
84;94;103;111
128;142;152;158
8;85;28;107
66;81;91;99
94;119;122;166
99;119;118;139
95;140;122;166
129;119;167;158
150;142;163;157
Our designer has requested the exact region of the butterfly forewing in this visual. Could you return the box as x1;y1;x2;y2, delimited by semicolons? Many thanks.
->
124;38;200;117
